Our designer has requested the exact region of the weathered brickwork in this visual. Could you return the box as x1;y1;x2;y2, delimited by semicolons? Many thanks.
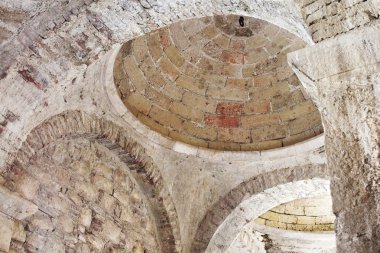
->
1;138;158;252
114;15;322;151
296;0;380;42
0;111;182;253
255;194;335;232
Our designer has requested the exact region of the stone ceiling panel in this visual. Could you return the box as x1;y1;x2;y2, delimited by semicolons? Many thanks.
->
114;15;323;151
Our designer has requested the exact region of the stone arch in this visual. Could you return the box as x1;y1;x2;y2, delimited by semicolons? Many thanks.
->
6;110;181;252
191;164;329;253
207;178;330;253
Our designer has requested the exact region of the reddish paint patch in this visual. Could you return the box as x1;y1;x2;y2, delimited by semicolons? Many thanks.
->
159;29;171;48
220;50;244;64
216;102;242;115
205;115;240;128
18;70;44;90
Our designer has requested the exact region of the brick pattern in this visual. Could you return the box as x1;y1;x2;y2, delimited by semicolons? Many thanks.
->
8;111;181;253
2;138;158;252
255;194;335;232
296;0;380;42
114;15;323;151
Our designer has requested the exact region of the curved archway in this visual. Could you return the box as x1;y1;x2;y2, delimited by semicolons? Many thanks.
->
191;164;329;252
207;178;330;252
5;110;181;252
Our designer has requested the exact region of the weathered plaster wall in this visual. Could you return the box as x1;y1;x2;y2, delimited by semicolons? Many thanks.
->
289;25;380;252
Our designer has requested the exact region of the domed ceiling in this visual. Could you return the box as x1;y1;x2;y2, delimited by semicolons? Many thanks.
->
113;15;322;151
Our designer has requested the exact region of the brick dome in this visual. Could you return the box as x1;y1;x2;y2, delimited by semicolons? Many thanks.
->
113;15;322;151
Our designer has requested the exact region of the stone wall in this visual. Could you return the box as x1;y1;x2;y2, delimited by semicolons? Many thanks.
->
0;111;185;252
296;0;380;42
1;138;158;252
255;194;335;232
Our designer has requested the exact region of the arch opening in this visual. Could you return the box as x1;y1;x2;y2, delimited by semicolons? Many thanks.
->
1;111;181;253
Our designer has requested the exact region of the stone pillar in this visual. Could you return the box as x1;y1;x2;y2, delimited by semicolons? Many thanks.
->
288;26;380;252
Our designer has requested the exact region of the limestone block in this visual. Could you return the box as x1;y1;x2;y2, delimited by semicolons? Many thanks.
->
285;204;304;215
0;185;38;220
80;208;92;228
58;215;74;233
11;221;26;243
93;174;113;194
42;236;65;253
0;213;14;252
297;216;316;225
260;211;279;221
99;193;116;214
255;218;266;225
87;234;105;250
102;220;121;244
71;160;91;178
15;175;40;200
31;214;54;232
278;213;297;224
133;241;145;253
26;233;46;250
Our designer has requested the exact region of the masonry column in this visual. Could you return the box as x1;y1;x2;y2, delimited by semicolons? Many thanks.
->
288;26;380;252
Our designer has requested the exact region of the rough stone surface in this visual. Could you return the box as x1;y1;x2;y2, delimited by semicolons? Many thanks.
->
289;25;380;253
0;185;38;220
0;213;14;252
1;111;182;253
296;0;380;42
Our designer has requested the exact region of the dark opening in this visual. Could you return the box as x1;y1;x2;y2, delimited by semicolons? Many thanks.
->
239;16;244;27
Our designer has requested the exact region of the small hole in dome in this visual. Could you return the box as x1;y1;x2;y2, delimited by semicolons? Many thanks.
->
239;16;245;27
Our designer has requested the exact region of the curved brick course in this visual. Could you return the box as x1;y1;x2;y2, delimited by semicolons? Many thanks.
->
114;15;323;151
255;194;335;232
